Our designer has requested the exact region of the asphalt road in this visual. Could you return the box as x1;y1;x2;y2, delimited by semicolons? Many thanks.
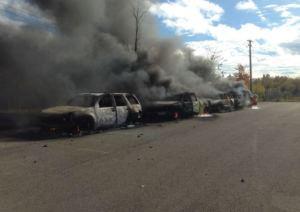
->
0;102;300;212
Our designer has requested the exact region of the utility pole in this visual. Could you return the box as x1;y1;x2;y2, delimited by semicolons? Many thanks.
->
248;40;253;92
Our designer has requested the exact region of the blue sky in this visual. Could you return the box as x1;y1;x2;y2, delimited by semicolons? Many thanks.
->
1;0;300;78
150;0;300;77
154;0;300;37
0;0;54;29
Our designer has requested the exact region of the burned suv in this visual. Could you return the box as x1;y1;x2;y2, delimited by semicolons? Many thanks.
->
40;93;142;133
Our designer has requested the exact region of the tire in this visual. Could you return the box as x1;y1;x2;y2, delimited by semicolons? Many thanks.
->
217;105;223;113
83;118;95;132
127;112;139;125
73;117;95;135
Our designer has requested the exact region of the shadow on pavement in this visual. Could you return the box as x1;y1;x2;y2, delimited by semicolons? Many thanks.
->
0;128;70;142
0;114;218;142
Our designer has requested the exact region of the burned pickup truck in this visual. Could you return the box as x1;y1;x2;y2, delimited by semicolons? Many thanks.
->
143;92;200;120
40;93;142;133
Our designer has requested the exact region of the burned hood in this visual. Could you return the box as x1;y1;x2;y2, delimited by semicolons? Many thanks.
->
41;106;88;115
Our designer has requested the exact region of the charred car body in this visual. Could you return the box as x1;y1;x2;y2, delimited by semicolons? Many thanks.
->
229;89;257;109
205;93;234;113
143;92;200;120
204;89;258;113
40;93;142;132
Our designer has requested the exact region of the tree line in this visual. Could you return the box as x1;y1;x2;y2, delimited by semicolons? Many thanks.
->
228;64;300;101
253;75;300;101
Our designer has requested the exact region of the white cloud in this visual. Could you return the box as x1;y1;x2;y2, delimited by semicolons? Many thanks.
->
266;3;300;25
0;0;53;27
188;39;300;78
151;1;300;78
235;0;267;21
235;0;258;11
187;20;300;77
257;10;266;21
150;0;224;35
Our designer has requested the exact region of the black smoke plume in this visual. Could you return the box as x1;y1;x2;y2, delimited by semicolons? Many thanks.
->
0;0;224;110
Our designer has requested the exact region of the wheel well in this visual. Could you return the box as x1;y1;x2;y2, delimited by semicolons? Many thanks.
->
76;116;95;130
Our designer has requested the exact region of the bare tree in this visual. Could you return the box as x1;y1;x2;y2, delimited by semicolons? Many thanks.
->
206;47;222;62
131;0;148;52
206;47;225;77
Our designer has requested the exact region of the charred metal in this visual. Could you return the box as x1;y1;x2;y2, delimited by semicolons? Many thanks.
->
143;92;201;121
39;93;142;133
205;89;258;113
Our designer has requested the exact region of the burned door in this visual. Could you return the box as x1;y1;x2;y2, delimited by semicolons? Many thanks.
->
190;93;200;114
96;94;117;128
181;94;194;115
113;94;129;125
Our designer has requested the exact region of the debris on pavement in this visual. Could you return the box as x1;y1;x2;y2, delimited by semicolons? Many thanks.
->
198;113;214;118
240;178;245;183
251;106;260;110
127;124;135;128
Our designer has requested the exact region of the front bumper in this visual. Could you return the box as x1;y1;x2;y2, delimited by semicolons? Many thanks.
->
39;114;76;131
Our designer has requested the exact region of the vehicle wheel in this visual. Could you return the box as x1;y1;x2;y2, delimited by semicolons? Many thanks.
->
203;106;209;114
173;111;180;120
87;119;94;130
39;127;52;137
71;125;82;137
218;105;224;113
82;118;95;134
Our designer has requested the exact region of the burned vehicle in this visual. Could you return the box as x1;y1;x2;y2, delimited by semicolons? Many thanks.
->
40;93;142;133
205;93;234;113
244;90;258;107
143;92;200;120
229;89;257;109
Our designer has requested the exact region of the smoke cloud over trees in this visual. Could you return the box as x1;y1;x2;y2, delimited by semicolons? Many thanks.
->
0;0;229;109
